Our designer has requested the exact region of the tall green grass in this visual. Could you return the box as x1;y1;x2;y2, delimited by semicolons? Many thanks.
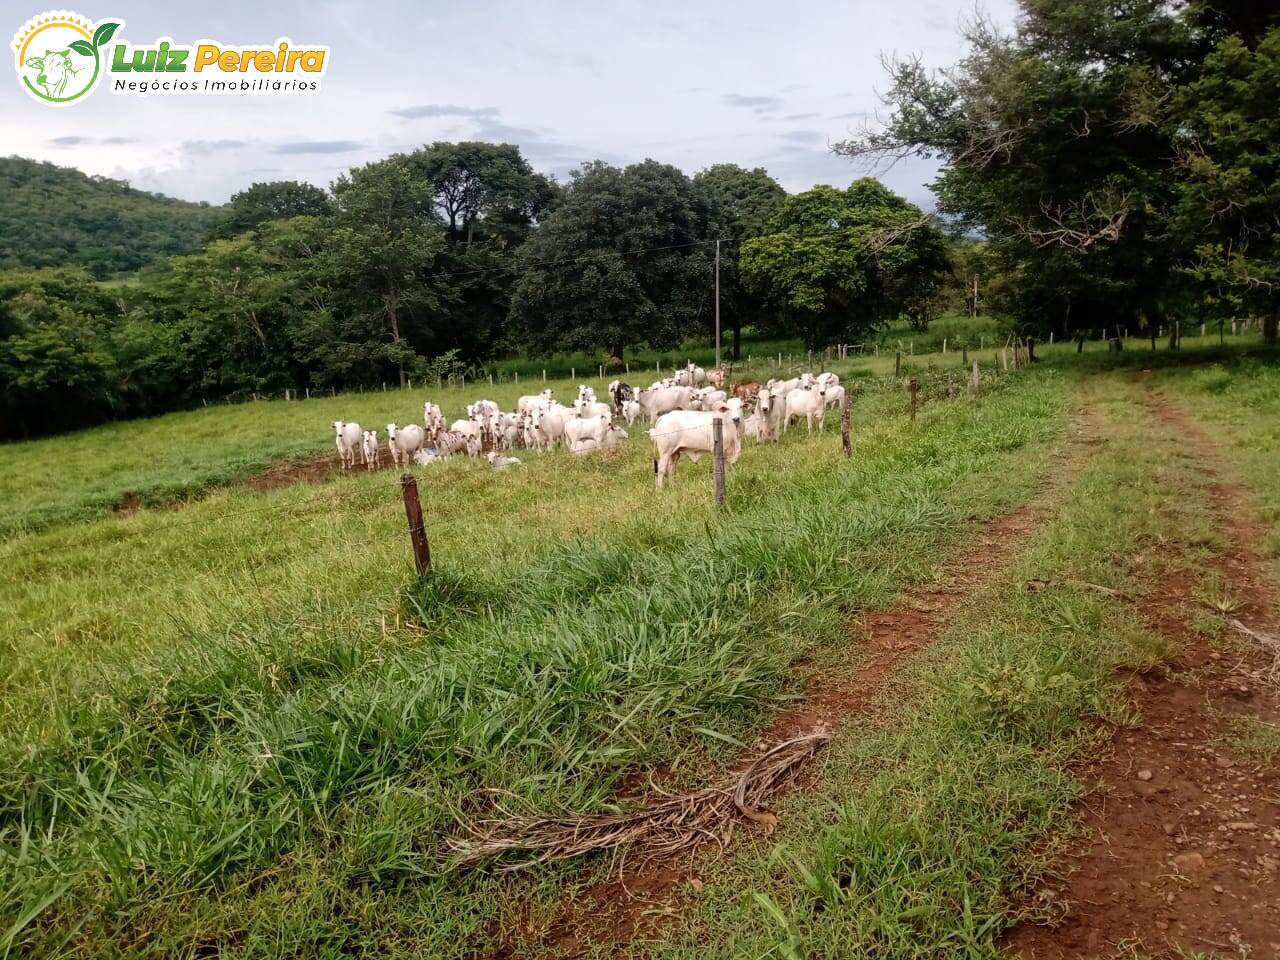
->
0;371;1065;957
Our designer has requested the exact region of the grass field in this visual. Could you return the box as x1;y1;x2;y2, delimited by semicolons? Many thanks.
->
1;321;1277;958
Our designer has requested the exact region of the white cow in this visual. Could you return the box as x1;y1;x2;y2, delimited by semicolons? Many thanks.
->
361;430;379;471
821;384;847;425
333;421;362;470
387;423;425;465
486;452;522;470
569;424;628;455
423;402;446;444
534;408;566;450
755;386;784;442
621;398;641;426
564;413;612;452
743;409;768;441
650;405;742;488
517;389;554;414
692;388;728;410
783;384;828;433
674;362;708;387
574;397;612;420
637;385;692;421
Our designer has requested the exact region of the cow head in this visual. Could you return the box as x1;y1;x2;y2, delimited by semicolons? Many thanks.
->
28;49;78;98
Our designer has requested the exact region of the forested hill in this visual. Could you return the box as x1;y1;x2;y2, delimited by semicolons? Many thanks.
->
0;156;221;278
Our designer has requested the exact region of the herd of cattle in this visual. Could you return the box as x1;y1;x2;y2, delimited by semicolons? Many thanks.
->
331;362;847;487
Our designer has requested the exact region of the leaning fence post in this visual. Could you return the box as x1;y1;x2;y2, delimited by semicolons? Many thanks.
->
840;391;851;458
712;418;726;509
400;474;431;574
909;377;919;422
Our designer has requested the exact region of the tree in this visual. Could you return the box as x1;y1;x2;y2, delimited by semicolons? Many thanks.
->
0;267;120;437
403;142;558;244
323;158;454;386
508;160;717;360
739;179;949;348
1174;28;1280;344
693;164;785;360
209;180;332;239
400;142;558;358
836;0;1196;340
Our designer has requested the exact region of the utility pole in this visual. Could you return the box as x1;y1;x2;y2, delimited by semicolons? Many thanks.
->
714;238;721;370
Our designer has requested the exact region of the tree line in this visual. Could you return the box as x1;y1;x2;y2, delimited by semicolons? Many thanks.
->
2;0;1276;440
0;144;947;439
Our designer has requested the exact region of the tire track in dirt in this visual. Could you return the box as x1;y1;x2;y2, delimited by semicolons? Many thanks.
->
1006;383;1280;960
487;399;1104;959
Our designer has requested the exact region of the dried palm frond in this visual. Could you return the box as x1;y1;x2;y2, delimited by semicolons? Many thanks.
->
443;729;830;872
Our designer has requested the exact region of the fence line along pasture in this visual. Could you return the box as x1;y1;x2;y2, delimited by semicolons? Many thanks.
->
4;370;987;573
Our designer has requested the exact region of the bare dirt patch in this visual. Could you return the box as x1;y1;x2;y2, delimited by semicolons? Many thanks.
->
244;452;346;491
1006;388;1280;960
488;404;1102;958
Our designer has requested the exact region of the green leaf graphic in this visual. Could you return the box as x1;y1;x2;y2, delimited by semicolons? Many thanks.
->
92;22;120;48
69;40;94;57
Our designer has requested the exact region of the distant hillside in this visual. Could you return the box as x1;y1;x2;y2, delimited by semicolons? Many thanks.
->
0;156;221;277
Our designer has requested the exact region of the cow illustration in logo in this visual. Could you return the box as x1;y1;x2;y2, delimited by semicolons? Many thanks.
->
12;12;122;105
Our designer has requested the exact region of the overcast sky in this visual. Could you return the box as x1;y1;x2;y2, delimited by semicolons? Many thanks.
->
2;0;1018;207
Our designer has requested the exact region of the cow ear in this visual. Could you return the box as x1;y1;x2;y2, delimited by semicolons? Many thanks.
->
27;56;44;68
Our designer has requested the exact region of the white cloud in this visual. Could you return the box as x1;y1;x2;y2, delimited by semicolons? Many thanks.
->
0;0;1017;204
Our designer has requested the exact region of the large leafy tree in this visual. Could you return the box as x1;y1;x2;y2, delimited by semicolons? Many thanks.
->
740;179;949;348
401;142;559;357
693;164;785;360
1174;27;1280;343
836;0;1197;339
509;160;718;360
403;142;558;244
322;158;454;386
209;180;333;240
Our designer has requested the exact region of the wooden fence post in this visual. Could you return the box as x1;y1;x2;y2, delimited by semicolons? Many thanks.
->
712;418;726;509
962;344;968;366
895;351;902;378
400;474;431;574
840;390;851;458
909;377;919;422
970;360;980;391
